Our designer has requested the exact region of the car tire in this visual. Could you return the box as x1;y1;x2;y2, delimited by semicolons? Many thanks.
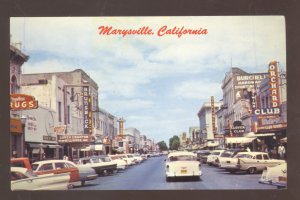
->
248;167;256;174
194;176;200;181
81;180;85;186
208;163;212;166
166;177;172;182
229;169;236;174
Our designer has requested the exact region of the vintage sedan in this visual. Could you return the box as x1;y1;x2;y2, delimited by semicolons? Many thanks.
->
216;149;247;168
108;155;128;170
259;162;287;188
74;156;117;175
32;160;81;186
206;150;225;166
11;167;71;190
220;152;286;174
165;151;202;182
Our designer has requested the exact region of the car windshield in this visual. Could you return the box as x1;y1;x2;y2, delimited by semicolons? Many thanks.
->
168;155;197;161
91;158;99;163
212;152;221;155
220;151;235;157
100;157;111;162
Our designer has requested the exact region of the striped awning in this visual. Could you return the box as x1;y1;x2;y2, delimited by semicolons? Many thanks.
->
226;137;256;144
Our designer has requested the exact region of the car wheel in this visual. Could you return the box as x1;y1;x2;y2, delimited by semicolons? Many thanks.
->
248;167;256;174
81;180;85;186
208;163;212;166
166;177;172;182
229;169;236;174
194;176;200;181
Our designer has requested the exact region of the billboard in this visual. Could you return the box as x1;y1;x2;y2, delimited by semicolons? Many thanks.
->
82;86;92;134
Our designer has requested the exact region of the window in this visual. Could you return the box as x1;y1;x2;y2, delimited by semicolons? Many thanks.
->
39;163;53;171
10;75;18;94
11;171;28;181
71;88;74;102
263;154;269;160
55;162;68;169
67;106;70;124
256;155;263;160
58;101;62;122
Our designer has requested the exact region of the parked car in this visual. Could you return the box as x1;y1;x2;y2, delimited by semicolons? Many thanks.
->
165;151;202;182
196;150;211;164
108;155;128;170
11;157;32;170
216;149;246;168
31;160;81;186
76;165;98;186
11;167;71;190
259;162;287;188
219;152;286;174
120;154;137;165
74;156;117;175
206;150;225;166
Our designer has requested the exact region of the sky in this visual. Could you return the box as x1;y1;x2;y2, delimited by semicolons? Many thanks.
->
10;16;286;145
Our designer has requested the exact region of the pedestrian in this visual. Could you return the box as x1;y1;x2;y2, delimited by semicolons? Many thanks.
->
63;154;69;160
271;147;277;159
278;144;286;159
246;147;251;152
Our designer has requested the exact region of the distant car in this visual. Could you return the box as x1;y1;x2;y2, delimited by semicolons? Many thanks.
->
74;156;117;175
206;150;225;166
31;160;81;186
259;162;287;188
165;151;202;182
216;149;247;168
11;167;71;190
196;150;211;164
108;155;128;170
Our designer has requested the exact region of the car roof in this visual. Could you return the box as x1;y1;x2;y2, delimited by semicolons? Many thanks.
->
168;151;196;157
237;152;268;156
32;160;75;165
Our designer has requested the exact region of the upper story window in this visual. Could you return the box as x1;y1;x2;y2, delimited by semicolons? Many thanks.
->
10;75;18;94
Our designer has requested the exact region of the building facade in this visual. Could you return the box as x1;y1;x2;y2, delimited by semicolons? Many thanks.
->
10;44;29;158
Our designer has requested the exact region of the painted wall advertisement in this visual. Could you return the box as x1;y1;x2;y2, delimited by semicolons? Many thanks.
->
23;106;57;144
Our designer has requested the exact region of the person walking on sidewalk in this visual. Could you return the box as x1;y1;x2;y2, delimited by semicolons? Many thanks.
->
278;144;286;159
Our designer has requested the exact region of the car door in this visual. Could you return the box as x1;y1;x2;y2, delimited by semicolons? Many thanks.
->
255;154;264;171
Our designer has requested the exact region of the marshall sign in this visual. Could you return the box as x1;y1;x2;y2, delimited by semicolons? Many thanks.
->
10;94;38;111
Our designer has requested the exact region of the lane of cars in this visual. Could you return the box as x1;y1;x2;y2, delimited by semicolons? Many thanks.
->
195;149;287;188
10;153;155;191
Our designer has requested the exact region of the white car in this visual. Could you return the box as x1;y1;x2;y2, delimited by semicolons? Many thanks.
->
259;162;287;188
206;150;225;166
11;167;71;190
121;154;137;165
108;155;128;170
165;151;202;182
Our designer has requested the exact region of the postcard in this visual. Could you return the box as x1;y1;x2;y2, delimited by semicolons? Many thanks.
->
9;16;287;190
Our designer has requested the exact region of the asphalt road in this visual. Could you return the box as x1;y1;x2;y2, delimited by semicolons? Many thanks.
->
72;156;277;190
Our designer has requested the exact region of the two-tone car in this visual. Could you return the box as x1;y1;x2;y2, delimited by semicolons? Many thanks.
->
11;167;71;190
219;152;286;174
206;150;225;166
165;151;202;182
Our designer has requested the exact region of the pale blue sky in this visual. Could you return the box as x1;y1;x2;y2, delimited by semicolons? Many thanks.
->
10;16;286;144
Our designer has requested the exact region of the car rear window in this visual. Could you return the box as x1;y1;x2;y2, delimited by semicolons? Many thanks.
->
31;164;39;171
39;163;54;171
169;155;197;161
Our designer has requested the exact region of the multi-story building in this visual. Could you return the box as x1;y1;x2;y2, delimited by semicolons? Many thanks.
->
98;108;118;154
20;69;99;159
125;128;141;153
10;44;29;158
197;101;223;144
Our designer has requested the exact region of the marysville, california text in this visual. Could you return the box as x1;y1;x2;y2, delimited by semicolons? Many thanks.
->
98;26;208;38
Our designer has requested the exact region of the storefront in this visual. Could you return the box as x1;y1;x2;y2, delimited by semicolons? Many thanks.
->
10;118;25;158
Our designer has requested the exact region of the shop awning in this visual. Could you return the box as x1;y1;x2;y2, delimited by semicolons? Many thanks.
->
48;145;62;148
245;132;275;138
32;148;44;154
226;137;256;144
94;144;103;151
28;143;48;148
80;146;92;151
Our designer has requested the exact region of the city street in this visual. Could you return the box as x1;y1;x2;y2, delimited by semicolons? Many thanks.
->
72;156;277;190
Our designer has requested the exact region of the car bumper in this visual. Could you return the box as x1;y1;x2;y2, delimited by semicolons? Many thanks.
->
166;171;202;177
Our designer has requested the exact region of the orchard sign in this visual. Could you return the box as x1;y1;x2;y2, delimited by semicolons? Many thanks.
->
10;94;38;111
